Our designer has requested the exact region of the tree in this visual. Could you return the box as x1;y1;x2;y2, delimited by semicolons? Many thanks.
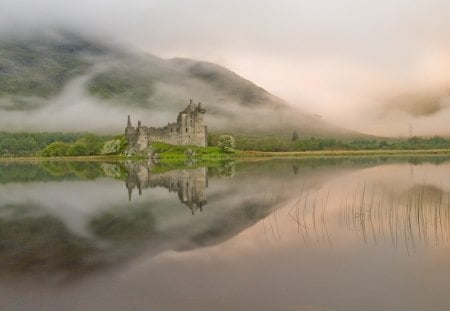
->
218;135;235;153
67;142;89;156
78;134;105;155
378;140;388;149
42;142;70;157
291;130;299;141
0;138;17;154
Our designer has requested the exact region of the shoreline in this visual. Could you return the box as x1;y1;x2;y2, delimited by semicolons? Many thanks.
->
1;149;450;162
236;148;450;158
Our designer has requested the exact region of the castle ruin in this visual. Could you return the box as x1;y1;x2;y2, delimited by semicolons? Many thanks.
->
125;100;207;154
125;162;208;214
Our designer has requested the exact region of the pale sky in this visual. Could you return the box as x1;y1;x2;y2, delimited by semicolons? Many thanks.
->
1;0;450;136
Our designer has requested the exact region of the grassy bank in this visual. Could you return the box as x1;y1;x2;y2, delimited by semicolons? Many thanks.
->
1;148;450;163
236;148;450;159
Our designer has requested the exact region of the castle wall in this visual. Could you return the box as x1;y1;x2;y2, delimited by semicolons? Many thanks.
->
146;123;183;146
125;101;207;154
136;126;149;151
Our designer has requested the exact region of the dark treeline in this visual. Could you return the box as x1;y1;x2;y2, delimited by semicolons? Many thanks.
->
0;132;113;157
209;134;450;152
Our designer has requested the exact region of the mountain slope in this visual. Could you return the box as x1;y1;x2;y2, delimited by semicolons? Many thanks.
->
0;33;104;101
0;32;363;137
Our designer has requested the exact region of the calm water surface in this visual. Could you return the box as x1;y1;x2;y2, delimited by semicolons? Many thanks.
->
0;157;450;311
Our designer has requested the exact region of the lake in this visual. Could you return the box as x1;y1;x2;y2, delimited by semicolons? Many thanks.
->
0;156;450;311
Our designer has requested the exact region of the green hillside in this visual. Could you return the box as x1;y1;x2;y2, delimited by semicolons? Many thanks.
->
0;32;364;137
0;34;106;108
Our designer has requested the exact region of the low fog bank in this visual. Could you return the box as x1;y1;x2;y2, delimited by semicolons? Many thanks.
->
0;75;174;134
0;69;326;136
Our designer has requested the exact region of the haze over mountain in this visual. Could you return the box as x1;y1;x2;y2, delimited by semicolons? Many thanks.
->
1;1;450;137
0;32;361;137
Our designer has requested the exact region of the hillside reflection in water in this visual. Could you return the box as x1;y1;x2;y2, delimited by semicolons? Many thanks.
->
0;157;449;311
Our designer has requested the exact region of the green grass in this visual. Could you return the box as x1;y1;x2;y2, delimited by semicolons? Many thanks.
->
150;142;233;160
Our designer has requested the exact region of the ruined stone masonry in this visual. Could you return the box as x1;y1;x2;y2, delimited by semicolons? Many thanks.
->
125;100;207;155
125;161;208;214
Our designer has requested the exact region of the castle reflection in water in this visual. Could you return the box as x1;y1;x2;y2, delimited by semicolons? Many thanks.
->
125;161;208;214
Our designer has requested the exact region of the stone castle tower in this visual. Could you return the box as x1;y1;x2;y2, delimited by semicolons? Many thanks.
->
125;100;207;154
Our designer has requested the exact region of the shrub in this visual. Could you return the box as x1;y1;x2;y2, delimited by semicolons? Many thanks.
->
218;135;235;153
101;139;122;155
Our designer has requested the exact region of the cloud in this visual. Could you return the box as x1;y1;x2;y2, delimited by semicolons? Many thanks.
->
383;90;450;117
